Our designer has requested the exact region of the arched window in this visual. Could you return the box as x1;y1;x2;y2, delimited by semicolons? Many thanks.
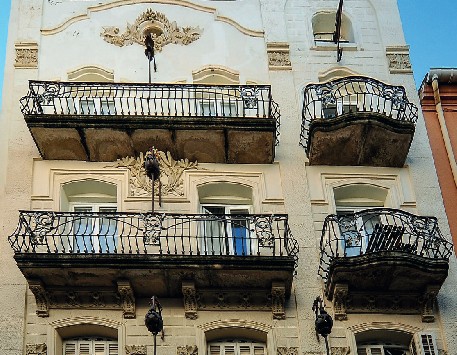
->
61;180;118;253
312;11;354;44
208;339;266;355
198;182;254;256
63;336;118;355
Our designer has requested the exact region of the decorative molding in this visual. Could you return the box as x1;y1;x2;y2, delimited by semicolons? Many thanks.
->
386;46;413;74
101;8;202;51
330;347;350;355
45;289;122;310
126;345;147;355
198;319;272;333
197;289;271;312
271;282;286;320
117;280;136;319
333;283;348;321
28;280;49;317
26;343;47;355
41;0;264;38
111;150;204;197
421;285;440;323
277;347;298;355
177;345;198;355
14;42;38;68
267;43;291;71
49;316;122;329
182;281;198;320
348;321;421;335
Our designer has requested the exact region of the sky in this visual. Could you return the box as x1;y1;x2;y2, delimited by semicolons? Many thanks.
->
0;1;456;110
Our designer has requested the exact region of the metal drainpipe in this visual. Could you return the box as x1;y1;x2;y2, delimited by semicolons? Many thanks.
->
431;75;457;188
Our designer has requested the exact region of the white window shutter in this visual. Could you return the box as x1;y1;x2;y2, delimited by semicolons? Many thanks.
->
223;344;236;355
64;342;77;355
94;341;107;355
253;346;265;355
356;346;383;355
78;341;91;355
108;342;119;355
210;345;221;355
412;332;438;355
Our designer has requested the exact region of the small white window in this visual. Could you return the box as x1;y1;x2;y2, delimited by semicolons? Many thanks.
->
70;204;117;253
312;12;354;44
208;339;266;355
357;344;409;355
63;337;118;355
201;205;252;256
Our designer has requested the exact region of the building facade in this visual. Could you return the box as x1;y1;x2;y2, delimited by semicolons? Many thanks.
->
0;1;456;355
419;68;457;249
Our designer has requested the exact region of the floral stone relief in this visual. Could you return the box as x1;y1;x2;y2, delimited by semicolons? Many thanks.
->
112;150;205;197
101;8;202;51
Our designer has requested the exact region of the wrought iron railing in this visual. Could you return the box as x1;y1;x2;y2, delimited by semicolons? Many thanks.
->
20;81;281;143
9;211;298;264
318;208;453;281
300;76;418;149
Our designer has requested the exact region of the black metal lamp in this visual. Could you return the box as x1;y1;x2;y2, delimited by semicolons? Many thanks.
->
144;148;162;212
145;296;164;355
312;296;333;355
144;33;157;82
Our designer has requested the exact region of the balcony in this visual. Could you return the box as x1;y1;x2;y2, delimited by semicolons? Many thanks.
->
318;208;452;321
9;211;298;319
300;76;418;166
20;81;280;164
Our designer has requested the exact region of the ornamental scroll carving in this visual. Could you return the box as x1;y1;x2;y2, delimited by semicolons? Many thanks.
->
331;347;350;355
126;345;147;355
111;150;205;197
26;343;47;355
101;8;202;51
15;42;38;68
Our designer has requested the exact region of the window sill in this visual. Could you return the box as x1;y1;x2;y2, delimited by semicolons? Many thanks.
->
311;42;359;52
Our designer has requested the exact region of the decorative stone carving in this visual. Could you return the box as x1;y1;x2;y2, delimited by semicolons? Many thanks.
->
277;347;298;355
112;150;204;197
45;289;122;310
126;345;147;355
28;280;49;317
421;285;440;322
182;281;198;320
438;350;448;355
177;345;198;355
330;347;350;355
267;43;291;70
386;46;413;74
101;8;202;51
333;283;348;321
117;280;136;319
195;289;271;311
271;282;286;320
14;42;38;68
26;343;47;355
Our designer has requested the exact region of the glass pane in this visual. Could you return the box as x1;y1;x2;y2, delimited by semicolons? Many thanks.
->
203;206;226;255
99;207;117;253
73;207;94;252
230;209;249;256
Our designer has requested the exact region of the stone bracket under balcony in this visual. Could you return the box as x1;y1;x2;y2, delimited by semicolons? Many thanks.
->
9;211;297;318
181;281;287;320
325;254;448;322
318;208;452;322
300;76;418;167
21;81;280;164
306;112;415;166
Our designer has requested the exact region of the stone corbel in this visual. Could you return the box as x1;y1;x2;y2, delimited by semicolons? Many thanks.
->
421;285;440;322
266;42;292;71
333;283;349;321
26;343;47;355
182;281;198;320
117;280;136;319
28;280;49;317
177;345;198;355
271;282;286;320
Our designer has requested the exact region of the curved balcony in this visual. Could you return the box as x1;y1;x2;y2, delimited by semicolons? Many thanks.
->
300;76;418;166
318;208;452;321
9;211;297;318
20;81;280;163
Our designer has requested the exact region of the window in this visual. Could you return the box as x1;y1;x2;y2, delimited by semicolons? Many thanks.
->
63;337;118;355
71;205;117;253
358;344;409;355
201;205;251;256
199;99;238;117
312;11;354;44
208;339;266;355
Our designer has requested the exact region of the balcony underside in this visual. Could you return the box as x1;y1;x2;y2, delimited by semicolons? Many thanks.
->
325;252;449;320
25;115;276;163
307;112;415;166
